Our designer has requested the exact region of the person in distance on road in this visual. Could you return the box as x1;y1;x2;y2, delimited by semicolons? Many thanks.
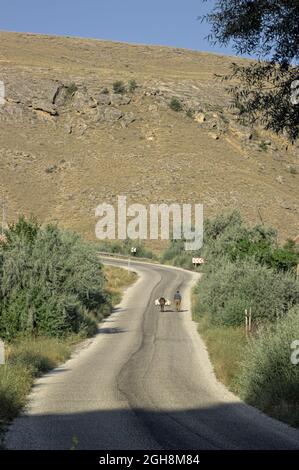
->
174;290;182;312
159;296;166;312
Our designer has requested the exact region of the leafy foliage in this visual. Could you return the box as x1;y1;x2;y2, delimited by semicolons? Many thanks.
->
224;62;299;141
162;211;298;273
201;0;299;140
194;257;299;327
202;211;298;274
238;307;299;427
0;218;110;339
98;238;155;259
202;1;299;63
161;238;198;269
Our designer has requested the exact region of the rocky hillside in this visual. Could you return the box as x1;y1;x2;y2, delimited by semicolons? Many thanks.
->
0;31;298;245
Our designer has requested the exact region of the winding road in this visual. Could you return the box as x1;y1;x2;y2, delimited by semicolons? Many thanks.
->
6;258;299;450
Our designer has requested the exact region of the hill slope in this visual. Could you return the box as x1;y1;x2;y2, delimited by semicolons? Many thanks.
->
0;31;298;244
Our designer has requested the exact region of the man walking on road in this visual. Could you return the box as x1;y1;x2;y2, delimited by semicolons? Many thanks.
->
174;290;182;312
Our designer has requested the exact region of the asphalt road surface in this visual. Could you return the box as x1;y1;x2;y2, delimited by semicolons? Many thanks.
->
6;258;299;450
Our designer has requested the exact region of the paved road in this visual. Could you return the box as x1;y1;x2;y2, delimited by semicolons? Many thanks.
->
6;258;299;450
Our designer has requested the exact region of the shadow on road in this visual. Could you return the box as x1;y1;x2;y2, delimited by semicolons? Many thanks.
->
160;309;189;313
6;403;299;450
97;327;127;335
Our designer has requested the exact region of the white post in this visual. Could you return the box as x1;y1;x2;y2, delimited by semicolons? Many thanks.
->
0;339;5;365
1;191;7;236
1;197;4;236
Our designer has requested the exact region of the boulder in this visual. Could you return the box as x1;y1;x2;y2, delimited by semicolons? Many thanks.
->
53;85;71;107
276;175;284;184
110;94;131;106
76;120;88;136
194;112;206;123
103;107;123;123
64;121;73;134
45;165;58;174
230;124;253;141
31;98;58;116
280;201;293;210
184;100;203;113
208;132;220;140
72;87;97;112
121;112;136;127
97;93;111;106
5;76;60;107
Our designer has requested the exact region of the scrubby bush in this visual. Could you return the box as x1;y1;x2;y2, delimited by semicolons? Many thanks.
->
201;211;298;274
237;306;299;426
189;210;299;426
202;212;275;265
128;79;138;92
98;238;155;259
113;81;126;94
161;238;198;269
270;240;299;273
186;109;194;119
0;218;110;339
169;98;183;112
194;258;299;327
161;211;298;274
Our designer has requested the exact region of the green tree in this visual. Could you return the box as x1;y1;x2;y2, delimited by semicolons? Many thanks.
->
195;258;299;326
201;0;299;141
0;218;109;339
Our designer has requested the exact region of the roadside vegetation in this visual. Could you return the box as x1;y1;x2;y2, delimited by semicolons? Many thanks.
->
98;238;156;260
161;237;204;270
238;306;299;428
0;217;110;339
103;265;137;306
163;211;298;273
188;211;299;427
0;336;73;429
192;312;246;387
0;217;137;436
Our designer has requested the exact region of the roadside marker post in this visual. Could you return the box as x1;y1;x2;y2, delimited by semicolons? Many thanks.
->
131;247;137;257
245;308;252;337
0;339;5;365
192;257;204;268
